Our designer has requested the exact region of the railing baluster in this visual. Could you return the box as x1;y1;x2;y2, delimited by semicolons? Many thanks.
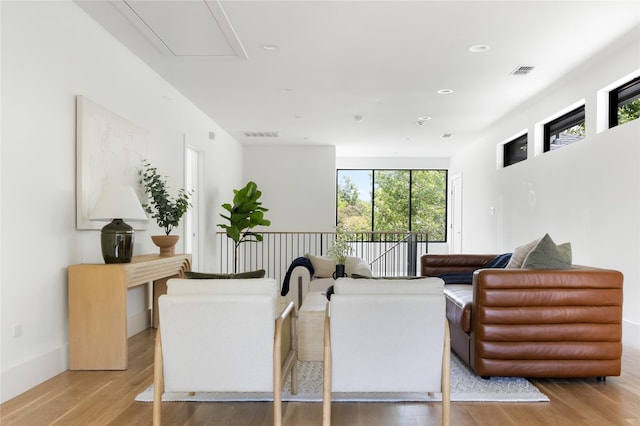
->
216;231;428;286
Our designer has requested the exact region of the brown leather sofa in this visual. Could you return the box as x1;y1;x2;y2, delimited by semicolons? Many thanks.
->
422;254;624;379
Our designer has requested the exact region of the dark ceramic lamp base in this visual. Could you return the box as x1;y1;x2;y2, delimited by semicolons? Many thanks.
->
101;219;135;264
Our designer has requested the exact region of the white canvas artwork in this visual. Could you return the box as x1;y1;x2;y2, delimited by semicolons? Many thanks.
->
76;95;149;230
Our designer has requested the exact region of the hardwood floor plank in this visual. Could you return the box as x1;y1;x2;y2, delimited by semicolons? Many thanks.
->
2;328;639;426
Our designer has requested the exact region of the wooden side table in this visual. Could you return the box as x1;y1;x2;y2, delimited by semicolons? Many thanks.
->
298;291;328;361
68;254;191;370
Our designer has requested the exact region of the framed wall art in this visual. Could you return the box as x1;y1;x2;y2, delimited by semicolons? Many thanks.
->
76;95;149;230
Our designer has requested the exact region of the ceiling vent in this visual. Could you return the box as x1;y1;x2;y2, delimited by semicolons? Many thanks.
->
510;66;535;76
242;131;280;138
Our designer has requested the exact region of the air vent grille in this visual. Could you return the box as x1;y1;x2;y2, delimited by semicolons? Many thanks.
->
242;131;280;138
510;66;535;76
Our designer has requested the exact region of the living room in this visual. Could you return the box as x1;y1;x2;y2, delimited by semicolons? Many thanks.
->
1;1;639;423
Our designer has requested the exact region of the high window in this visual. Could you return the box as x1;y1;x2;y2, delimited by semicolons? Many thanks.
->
336;169;447;242
609;76;640;128
543;105;586;152
503;134;528;167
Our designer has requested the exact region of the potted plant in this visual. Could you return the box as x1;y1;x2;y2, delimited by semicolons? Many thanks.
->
327;225;354;278
139;161;192;256
218;181;271;272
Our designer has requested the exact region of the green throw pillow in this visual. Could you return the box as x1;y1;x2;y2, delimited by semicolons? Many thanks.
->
185;269;266;279
521;234;572;269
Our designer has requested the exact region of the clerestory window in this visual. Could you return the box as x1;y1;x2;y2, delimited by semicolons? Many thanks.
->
609;76;640;128
503;134;528;167
544;106;585;152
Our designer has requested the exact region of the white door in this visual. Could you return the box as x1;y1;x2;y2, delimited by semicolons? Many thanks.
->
185;143;202;270
450;174;462;254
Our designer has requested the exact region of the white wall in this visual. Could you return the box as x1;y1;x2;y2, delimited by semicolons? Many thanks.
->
243;145;337;232
0;1;243;402
450;32;640;349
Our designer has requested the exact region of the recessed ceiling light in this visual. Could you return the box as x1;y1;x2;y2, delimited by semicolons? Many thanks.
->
441;133;453;138
418;116;432;121
469;44;491;53
261;44;279;51
437;89;453;95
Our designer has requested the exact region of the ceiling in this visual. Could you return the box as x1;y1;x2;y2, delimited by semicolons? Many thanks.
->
76;0;640;158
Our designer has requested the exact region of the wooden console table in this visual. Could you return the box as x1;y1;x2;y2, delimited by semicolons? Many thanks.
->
68;254;191;370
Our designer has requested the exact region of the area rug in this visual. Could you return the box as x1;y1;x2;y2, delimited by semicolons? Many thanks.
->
135;354;549;403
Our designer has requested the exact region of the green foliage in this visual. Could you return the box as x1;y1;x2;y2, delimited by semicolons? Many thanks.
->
327;225;355;265
410;170;447;241
218;181;271;271
337;175;371;231
618;98;640;125
565;123;586;137
373;170;410;231
139;162;192;235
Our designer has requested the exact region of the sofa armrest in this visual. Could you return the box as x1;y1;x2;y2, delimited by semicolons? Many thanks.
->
421;254;496;276
471;266;624;377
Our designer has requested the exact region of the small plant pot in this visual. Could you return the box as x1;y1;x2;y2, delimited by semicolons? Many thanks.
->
151;235;180;257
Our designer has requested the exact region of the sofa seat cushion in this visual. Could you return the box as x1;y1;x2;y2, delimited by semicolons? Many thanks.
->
444;284;473;333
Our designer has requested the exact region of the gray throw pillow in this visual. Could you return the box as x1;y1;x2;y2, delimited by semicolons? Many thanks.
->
522;234;572;269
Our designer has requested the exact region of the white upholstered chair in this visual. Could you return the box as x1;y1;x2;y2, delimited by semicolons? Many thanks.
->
153;278;298;426
322;278;450;426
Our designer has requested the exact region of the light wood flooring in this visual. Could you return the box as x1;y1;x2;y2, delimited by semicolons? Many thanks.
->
2;328;639;426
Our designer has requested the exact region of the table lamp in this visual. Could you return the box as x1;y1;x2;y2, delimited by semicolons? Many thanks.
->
90;185;148;264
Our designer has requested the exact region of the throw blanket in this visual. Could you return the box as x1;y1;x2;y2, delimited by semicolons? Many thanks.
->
281;257;314;296
438;253;512;285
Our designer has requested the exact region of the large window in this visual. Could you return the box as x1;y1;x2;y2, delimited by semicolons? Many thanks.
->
336;169;447;242
544;105;585;152
503;134;528;167
609;76;640;128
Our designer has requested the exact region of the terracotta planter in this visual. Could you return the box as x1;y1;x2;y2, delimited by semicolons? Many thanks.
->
151;235;180;257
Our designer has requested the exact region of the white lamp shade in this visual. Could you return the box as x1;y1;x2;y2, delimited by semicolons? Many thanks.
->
90;185;148;222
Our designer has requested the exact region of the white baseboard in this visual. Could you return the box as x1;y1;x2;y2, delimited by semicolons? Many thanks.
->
1;309;151;404
0;343;68;404
623;319;640;350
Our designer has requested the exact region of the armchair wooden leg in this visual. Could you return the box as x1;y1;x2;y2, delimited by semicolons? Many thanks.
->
322;306;332;426
153;328;164;426
442;320;451;426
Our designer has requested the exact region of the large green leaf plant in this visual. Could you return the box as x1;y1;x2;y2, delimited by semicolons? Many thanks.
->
218;181;271;271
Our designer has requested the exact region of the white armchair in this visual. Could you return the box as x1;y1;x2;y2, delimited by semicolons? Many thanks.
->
153;278;298;426
322;278;450;426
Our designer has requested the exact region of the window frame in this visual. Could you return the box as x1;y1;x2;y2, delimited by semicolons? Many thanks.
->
609;76;640;128
503;134;528;167
543;105;586;152
336;169;448;243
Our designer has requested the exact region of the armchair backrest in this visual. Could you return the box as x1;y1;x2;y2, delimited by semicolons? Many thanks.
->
333;277;444;295
167;277;277;297
159;278;279;393
328;278;446;392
